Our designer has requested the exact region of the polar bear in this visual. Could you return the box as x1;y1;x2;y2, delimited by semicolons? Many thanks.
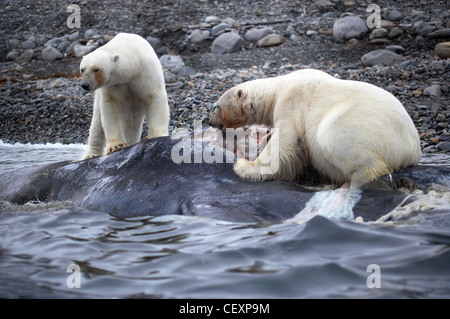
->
210;69;422;222
79;33;169;160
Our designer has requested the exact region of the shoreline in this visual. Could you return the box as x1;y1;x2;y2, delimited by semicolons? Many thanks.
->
0;0;448;155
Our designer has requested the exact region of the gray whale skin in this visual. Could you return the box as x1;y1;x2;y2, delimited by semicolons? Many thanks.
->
0;137;448;223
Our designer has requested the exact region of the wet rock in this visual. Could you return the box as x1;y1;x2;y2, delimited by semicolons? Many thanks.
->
333;15;368;42
423;85;443;97
387;10;404;22
41;46;63;61
257;34;284;47
361;49;402;67
428;29;450;39
435;42;450;59
211;32;243;54
413;21;437;36
244;27;274;42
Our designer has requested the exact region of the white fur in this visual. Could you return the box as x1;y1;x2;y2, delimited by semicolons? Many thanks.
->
216;69;422;188
79;33;169;160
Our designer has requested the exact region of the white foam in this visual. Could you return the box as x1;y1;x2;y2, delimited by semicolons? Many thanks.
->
286;188;362;224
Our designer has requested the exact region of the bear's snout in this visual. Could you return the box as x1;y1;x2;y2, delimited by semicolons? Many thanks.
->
81;82;92;92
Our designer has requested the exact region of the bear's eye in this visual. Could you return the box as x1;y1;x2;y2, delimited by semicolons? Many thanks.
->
93;68;99;73
80;68;85;74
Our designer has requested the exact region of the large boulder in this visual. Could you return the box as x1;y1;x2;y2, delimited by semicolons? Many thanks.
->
211;32;243;54
333;15;368;42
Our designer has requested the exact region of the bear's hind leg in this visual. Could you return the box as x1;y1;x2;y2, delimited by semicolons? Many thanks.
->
145;95;170;138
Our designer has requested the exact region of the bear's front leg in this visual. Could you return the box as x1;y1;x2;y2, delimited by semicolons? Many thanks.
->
233;127;307;182
105;139;130;155
100;96;129;155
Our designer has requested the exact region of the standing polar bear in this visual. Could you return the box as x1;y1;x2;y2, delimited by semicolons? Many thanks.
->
79;33;169;160
210;69;421;191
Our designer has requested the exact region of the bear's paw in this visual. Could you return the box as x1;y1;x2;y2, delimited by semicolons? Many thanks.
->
106;142;130;155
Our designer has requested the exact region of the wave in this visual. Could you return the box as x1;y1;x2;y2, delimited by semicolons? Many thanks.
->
0;140;86;150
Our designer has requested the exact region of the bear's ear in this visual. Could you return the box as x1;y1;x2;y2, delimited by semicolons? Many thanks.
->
111;54;119;63
237;89;244;99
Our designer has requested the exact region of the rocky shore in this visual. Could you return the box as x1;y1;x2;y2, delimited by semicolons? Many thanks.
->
0;0;449;154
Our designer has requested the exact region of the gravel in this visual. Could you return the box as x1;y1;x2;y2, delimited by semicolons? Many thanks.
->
0;0;448;154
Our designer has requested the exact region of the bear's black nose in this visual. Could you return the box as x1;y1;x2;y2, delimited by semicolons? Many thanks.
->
81;83;91;91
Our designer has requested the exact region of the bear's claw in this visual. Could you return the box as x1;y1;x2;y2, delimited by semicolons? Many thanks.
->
106;143;130;155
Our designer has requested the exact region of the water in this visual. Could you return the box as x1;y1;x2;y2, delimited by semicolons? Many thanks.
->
0;141;449;299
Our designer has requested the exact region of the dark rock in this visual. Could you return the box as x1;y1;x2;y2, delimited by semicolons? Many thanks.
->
245;27;274;42
423;85;443;97
428;29;450;39
385;45;405;54
387;10;404;22
160;54;185;74
188;29;210;43
369;28;388;39
84;29;99;38
178;66;197;76
388;27;404;39
413;21;437;36
211;32;243;54
437;142;450;152
6;50;19;61
146;36;161;50
211;22;230;36
361;49;402;67
22;40;35;50
41;47;63;61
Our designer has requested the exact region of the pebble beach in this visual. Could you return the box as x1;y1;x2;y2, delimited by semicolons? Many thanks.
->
0;0;449;154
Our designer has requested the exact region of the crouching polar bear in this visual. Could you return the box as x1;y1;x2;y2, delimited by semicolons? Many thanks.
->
79;33;169;160
210;69;422;222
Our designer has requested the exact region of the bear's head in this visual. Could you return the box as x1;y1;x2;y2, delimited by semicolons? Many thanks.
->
79;50;119;92
210;85;256;131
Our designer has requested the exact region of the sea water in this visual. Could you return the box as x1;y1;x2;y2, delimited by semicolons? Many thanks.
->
0;141;449;298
